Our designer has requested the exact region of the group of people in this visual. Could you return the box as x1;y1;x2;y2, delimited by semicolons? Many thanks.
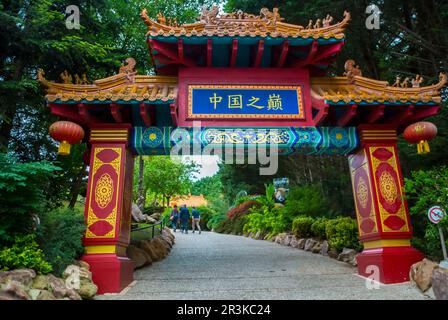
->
169;204;201;234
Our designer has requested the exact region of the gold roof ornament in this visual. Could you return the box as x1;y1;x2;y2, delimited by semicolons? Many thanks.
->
141;7;351;39
311;72;447;104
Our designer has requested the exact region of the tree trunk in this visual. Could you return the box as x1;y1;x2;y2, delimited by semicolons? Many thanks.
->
137;156;144;210
68;162;87;209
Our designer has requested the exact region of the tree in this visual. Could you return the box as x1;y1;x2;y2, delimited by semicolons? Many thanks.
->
191;174;222;199
134;156;199;207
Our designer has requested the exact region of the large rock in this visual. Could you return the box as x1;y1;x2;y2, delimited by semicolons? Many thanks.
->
275;233;287;245
320;241;329;256
337;248;357;264
0;269;36;288
153;236;171;252
290;237;299;248
139;240;159;261
31;275;50;290
150;212;161;221
297;239;306;250
47;274;69;299
304;239;317;252
36;289;56;300
62;265;92;282
149;238;169;260
160;234;173;248
78;280;98;299
311;241;323;253
75;260;91;271
127;244;152;268
283;235;295;246
431;267;448;300
0;280;31;300
410;258;438;292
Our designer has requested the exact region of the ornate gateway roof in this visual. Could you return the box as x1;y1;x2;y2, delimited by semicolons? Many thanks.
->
141;6;350;40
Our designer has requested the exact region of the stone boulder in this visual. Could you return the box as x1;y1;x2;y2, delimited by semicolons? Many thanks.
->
0;269;36;288
31;275;50;290
153;236;171;252
275;233;287;245
150;212;161;221
297;239;306;250
78;280;98;299
410;258;438;292
304;239;317;252
139;240;160;261
284;235;295;246
127;244;152;268
290;237;299;248
320;241;329;256
431;267;448;300
337;248;357;265
0;280;30;300
328;248;339;259
36;290;57;300
311;241;323;253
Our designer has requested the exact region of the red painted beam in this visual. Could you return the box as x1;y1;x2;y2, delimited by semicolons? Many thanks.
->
366;104;385;124
177;38;184;64
230;39;238;67
110;103;123;123
207;39;213;67
337;104;358;127
294;40;318;67
276;41;289;67
150;39;197;67
311;96;329;126
49;104;86;125
403;105;440;124
139;103;152;127
311;42;345;65
78;103;93;125
253;40;265;67
385;105;415;125
170;103;178;126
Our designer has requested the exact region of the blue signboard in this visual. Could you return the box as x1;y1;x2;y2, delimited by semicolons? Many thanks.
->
188;85;304;119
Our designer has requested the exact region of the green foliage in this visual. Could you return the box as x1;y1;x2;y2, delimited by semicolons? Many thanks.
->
191;175;222;199
292;216;315;238
196;205;215;231
134;156;199;207
405;166;448;260
283;185;327;218
0;234;52;274
215;215;248;235
325;217;362;252
37;207;85;276
0;153;59;245
311;218;328;239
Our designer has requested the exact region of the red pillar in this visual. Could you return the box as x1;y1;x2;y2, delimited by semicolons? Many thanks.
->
348;125;423;284
81;124;135;294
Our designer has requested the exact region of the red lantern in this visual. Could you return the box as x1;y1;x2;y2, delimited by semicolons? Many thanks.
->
403;121;437;154
49;121;85;156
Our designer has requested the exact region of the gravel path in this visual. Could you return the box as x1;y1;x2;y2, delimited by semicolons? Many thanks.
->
99;231;427;300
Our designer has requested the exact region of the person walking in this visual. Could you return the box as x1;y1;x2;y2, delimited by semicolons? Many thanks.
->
179;204;190;234
169;204;179;232
191;206;201;234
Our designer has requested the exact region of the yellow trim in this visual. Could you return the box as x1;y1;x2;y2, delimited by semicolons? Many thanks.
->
363;239;410;249
85;245;116;254
91;130;128;134
90;137;128;141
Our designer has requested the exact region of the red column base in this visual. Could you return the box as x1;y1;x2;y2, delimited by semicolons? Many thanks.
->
82;254;135;294
356;246;424;284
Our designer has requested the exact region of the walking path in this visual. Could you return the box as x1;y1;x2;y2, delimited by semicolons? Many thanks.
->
99;231;427;300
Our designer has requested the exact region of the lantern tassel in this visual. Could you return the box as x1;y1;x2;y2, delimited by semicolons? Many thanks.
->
58;141;71;156
417;140;430;154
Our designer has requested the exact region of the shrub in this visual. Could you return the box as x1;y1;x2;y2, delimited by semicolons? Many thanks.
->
282;185;327;218
0;153;59;245
325;217;361;252
405;166;448;260
37;207;85;276
0;234;52;274
311;218;328;239
292;216;315;238
227;200;260;219
196;205;215;231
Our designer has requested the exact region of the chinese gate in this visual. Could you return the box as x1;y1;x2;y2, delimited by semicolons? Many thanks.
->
39;6;447;293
